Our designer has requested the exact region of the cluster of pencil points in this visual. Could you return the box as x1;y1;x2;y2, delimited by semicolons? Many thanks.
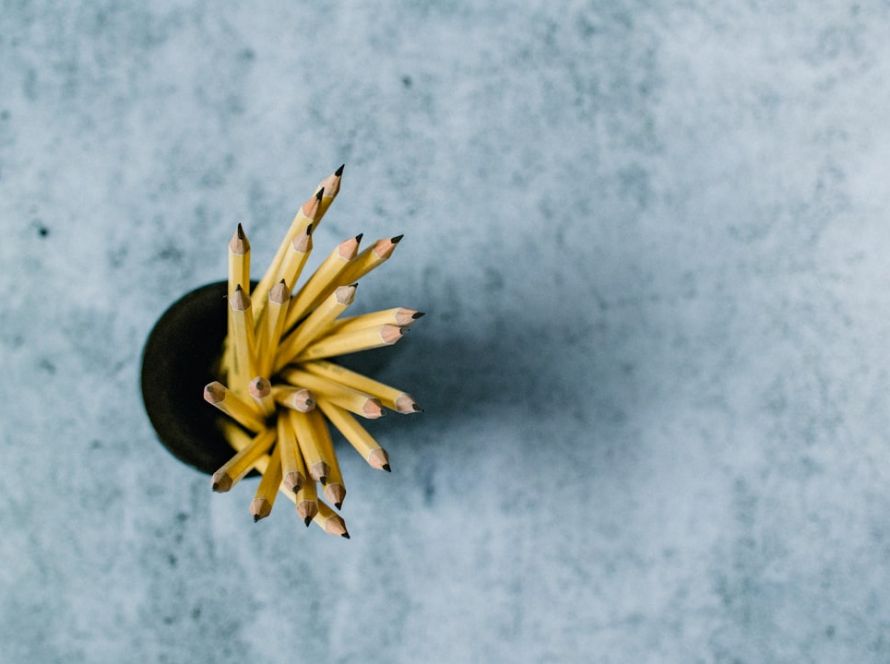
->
203;165;423;538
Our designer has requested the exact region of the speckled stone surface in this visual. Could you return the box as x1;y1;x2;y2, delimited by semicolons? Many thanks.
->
2;2;890;662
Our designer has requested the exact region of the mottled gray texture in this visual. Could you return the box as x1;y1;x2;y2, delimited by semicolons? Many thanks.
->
2;1;889;662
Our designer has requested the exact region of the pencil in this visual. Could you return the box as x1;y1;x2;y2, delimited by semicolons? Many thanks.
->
211;427;276;492
317;164;344;219
313;499;350;538
220;421;303;508
274;284;357;372
228;223;251;295
295;324;405;362
247;376;275;417
316;398;391;471
337;234;402;285
204;381;266;431
277;407;306;493
283;234;361;333
294;472;319;526
258;279;290;376
272;386;316;412
310;409;346;509
252;188;323;311
303;359;421;414
230;285;258;380
254;226;313;326
326;308;424;335
288;408;329;483
279;367;385;419
249;441;282;522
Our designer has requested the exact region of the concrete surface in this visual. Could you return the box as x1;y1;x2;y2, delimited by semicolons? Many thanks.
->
2;1;890;662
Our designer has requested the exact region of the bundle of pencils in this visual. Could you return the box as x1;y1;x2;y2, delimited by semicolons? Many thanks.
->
203;165;423;538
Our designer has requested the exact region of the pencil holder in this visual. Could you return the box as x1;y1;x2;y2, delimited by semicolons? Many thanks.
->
140;280;397;475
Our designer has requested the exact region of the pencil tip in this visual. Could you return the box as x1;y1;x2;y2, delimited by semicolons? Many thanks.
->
342;532;350;539
335;163;345;176
316;187;324;201
412;311;426;319
306;224;313;235
391;234;404;244
355;233;363;242
382;464;391;472
413;404;423;412
304;517;312;527
335;502;342;510
320;476;328;485
236;222;245;238
253;515;260;523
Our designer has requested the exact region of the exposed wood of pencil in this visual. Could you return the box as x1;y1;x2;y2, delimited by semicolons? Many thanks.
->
259;279;291;376
311;409;346;509
274;285;357;372
295;324;406;362
280;367;385;419
326;308;424;335
272;386;316;412
316;164;344;218
247;376;275;417
204;381;266;431
294;471;319;526
253;188;323;312
316;399;391;471
249;441;282;522
288;408;329;483
277;408;306;493
211;427;276;492
283;235;361;332
303;359;421;414
337;234;402;285
313;499;350;538
230;285;258;381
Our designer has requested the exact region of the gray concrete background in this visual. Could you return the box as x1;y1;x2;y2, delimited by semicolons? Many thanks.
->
2;1;890;662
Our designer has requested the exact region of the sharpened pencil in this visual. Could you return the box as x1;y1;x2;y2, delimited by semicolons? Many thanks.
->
303;359;421;414
249;441;282;522
296;324;405;362
272;386;316;412
230;285;258;380
316;398;390;470
204;381;266;431
310;409;346;509
277;406;306;493
280;367;385;419
295;472;319;526
288;408;329;483
313;500;349;538
211;427;276;493
326;308;423;335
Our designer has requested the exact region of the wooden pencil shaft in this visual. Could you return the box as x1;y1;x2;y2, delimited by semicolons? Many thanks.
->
228;224;251;296
316;398;386;467
288;409;328;482
277;409;305;492
250;441;283;520
272;386;316;412
295;324;404;362
303;360;418;413
204;382;265;431
255;230;312;327
313;499;349;537
220;422;299;505
230;287;259;380
260;280;291;376
310;409;346;508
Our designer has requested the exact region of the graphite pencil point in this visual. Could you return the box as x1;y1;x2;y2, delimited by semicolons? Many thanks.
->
382;464;391;472
315;187;325;201
305;517;312;527
355;233;364;242
391;234;404;243
335;163;345;176
412;312;426;319
342;532;350;539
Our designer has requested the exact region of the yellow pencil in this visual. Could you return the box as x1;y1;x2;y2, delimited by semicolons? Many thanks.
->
252;188;323;312
230;285;258;381
258;279;290;376
337;234;402;285
296;324;405;362
279;367;385;419
228;223;250;295
316;164;344;219
326;308;424;335
313;499;350;538
249;440;282;522
316;398;390;471
294;473;319;526
302;359;421;414
254;226;313;326
277;407;306;493
311;409;346;509
283;235;361;332
204;381;265;431
211;427;276;492
288;408;329;483
274;285;357;372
